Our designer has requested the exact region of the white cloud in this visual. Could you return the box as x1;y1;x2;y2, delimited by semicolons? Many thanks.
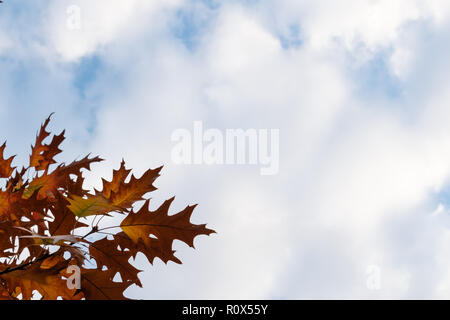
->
4;0;450;299
46;0;185;61
79;1;450;298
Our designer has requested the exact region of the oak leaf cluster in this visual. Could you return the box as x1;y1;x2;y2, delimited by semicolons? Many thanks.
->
0;115;214;299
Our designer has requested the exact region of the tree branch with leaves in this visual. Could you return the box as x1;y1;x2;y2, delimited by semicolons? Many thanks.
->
0;114;215;300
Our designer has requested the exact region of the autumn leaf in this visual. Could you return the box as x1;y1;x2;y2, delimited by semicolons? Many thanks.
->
23;154;103;200
49;192;88;236
89;236;142;286
120;198;215;261
0;255;79;300
101;165;162;210
0;189;22;218
80;268;132;300
66;194;120;217
114;231;181;265
99;159;131;199
0;142;15;178
29;113;65;171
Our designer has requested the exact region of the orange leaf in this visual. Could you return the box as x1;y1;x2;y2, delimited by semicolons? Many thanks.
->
99;162;162;210
120;198;215;259
0;142;15;179
80;268;132;300
29;113;65;171
1;255;79;300
89;237;142;287
66;194;120;217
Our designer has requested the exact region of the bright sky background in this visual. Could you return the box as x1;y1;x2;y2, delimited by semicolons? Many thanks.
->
3;0;450;299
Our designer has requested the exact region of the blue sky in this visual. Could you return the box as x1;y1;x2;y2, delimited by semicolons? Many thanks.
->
3;0;450;299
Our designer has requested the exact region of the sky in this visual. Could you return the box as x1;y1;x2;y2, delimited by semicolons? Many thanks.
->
3;0;450;299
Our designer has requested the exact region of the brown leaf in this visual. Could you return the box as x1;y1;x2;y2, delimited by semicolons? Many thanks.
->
23;154;103;200
80;268;132;300
29;114;65;171
0;142;15;179
120;198;215;259
99;159;131;199
49;193;87;235
114;231;181;265
89;236;142;287
101;164;162;210
0;255;78;300
67;194;120;217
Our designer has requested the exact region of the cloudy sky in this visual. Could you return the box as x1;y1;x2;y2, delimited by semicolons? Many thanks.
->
3;0;450;299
